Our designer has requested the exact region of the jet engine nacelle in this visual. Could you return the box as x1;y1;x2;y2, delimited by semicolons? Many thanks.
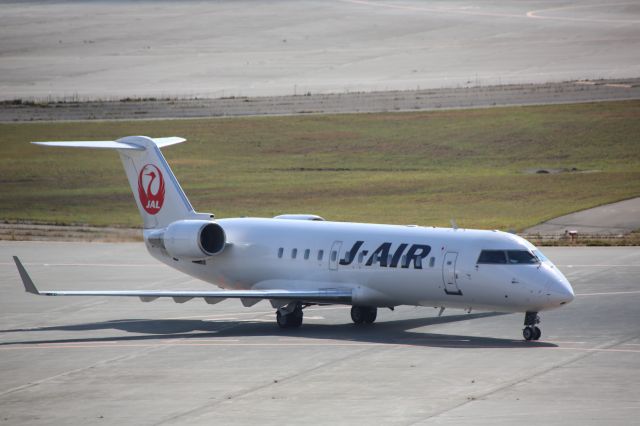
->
164;220;226;259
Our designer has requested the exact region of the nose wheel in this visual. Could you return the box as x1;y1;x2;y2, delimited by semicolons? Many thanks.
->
523;311;541;341
523;326;541;341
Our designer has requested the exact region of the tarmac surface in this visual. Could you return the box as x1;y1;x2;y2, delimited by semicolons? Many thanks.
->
2;79;639;122
525;197;640;236
1;0;639;101
1;241;639;424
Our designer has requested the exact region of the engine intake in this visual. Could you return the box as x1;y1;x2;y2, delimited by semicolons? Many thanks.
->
164;220;226;259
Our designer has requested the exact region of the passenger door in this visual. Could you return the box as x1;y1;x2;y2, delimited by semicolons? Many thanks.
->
442;252;463;295
329;241;342;271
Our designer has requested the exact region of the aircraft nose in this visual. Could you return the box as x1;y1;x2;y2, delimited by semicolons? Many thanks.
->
547;276;575;306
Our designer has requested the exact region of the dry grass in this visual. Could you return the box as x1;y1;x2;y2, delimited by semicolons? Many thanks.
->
1;101;639;231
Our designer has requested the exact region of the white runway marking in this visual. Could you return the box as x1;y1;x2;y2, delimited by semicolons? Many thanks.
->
576;290;640;297
2;341;640;354
339;0;522;19
340;0;640;24
166;306;348;321
167;311;274;320
526;2;640;24
559;265;640;268
0;262;162;268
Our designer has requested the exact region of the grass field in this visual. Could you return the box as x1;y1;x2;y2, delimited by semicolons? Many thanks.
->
1;101;639;231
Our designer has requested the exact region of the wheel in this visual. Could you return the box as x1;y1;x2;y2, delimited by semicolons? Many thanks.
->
351;306;365;324
352;306;377;324
523;327;535;341
290;316;303;328
289;308;303;328
363;307;377;324
276;306;304;328
533;326;541;340
276;310;288;328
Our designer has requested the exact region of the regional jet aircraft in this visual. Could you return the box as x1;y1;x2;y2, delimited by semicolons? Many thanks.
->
14;136;574;341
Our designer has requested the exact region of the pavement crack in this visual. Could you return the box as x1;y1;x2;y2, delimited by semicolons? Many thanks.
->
405;332;640;425
153;345;379;425
0;340;179;398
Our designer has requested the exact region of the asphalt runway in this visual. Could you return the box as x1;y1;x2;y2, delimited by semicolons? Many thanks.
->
1;242;639;424
1;0;639;100
525;197;640;236
2;79;639;122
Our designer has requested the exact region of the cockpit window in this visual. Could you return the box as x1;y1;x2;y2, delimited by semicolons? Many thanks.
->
506;250;538;264
533;249;549;263
478;250;539;264
477;250;507;264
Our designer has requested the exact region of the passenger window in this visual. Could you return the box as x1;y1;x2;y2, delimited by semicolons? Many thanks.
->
331;251;337;262
318;250;324;261
401;255;407;267
304;249;310;260
278;247;284;258
415;257;422;268
387;254;392;265
358;252;364;263
429;257;435;267
292;248;297;259
477;250;507;264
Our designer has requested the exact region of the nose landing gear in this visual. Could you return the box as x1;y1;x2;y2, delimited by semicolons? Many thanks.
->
523;311;541;341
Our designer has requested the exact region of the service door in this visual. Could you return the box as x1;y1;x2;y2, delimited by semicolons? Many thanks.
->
329;241;342;270
442;252;462;295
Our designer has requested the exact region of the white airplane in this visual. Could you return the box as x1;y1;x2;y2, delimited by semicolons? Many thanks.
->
14;136;575;341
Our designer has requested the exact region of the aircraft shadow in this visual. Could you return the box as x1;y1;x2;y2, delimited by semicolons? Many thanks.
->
0;311;557;349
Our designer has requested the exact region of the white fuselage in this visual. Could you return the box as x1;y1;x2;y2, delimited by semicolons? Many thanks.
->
144;218;574;313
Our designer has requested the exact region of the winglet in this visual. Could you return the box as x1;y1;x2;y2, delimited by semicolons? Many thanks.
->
13;256;40;295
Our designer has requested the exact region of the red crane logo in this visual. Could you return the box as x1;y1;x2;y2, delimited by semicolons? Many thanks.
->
138;164;165;215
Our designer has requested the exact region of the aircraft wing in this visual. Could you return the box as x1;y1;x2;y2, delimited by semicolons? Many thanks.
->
13;257;352;305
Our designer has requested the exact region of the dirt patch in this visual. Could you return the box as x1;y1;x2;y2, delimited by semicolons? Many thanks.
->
2;79;639;122
523;167;577;174
522;168;600;174
0;222;141;242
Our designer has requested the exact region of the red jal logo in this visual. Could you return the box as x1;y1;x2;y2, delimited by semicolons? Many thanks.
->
138;164;165;215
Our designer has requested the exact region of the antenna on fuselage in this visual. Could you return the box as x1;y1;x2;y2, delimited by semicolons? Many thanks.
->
450;218;458;230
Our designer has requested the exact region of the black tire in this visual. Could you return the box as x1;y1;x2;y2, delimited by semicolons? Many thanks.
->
533;326;541;340
289;315;302;328
290;309;303;328
351;306;365;324
276;306;304;328
523;327;534;341
363;307;377;324
276;310;288;328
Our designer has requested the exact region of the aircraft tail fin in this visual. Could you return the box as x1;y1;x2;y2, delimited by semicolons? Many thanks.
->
32;136;211;229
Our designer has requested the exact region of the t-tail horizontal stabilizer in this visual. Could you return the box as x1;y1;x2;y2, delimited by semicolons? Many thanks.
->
12;257;352;305
31;137;185;150
31;136;207;229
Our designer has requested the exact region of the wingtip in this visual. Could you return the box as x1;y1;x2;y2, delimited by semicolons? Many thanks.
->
13;256;40;295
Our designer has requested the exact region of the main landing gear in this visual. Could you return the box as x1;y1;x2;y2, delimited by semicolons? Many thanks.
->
276;302;303;328
523;311;542;341
351;306;377;325
276;304;379;328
